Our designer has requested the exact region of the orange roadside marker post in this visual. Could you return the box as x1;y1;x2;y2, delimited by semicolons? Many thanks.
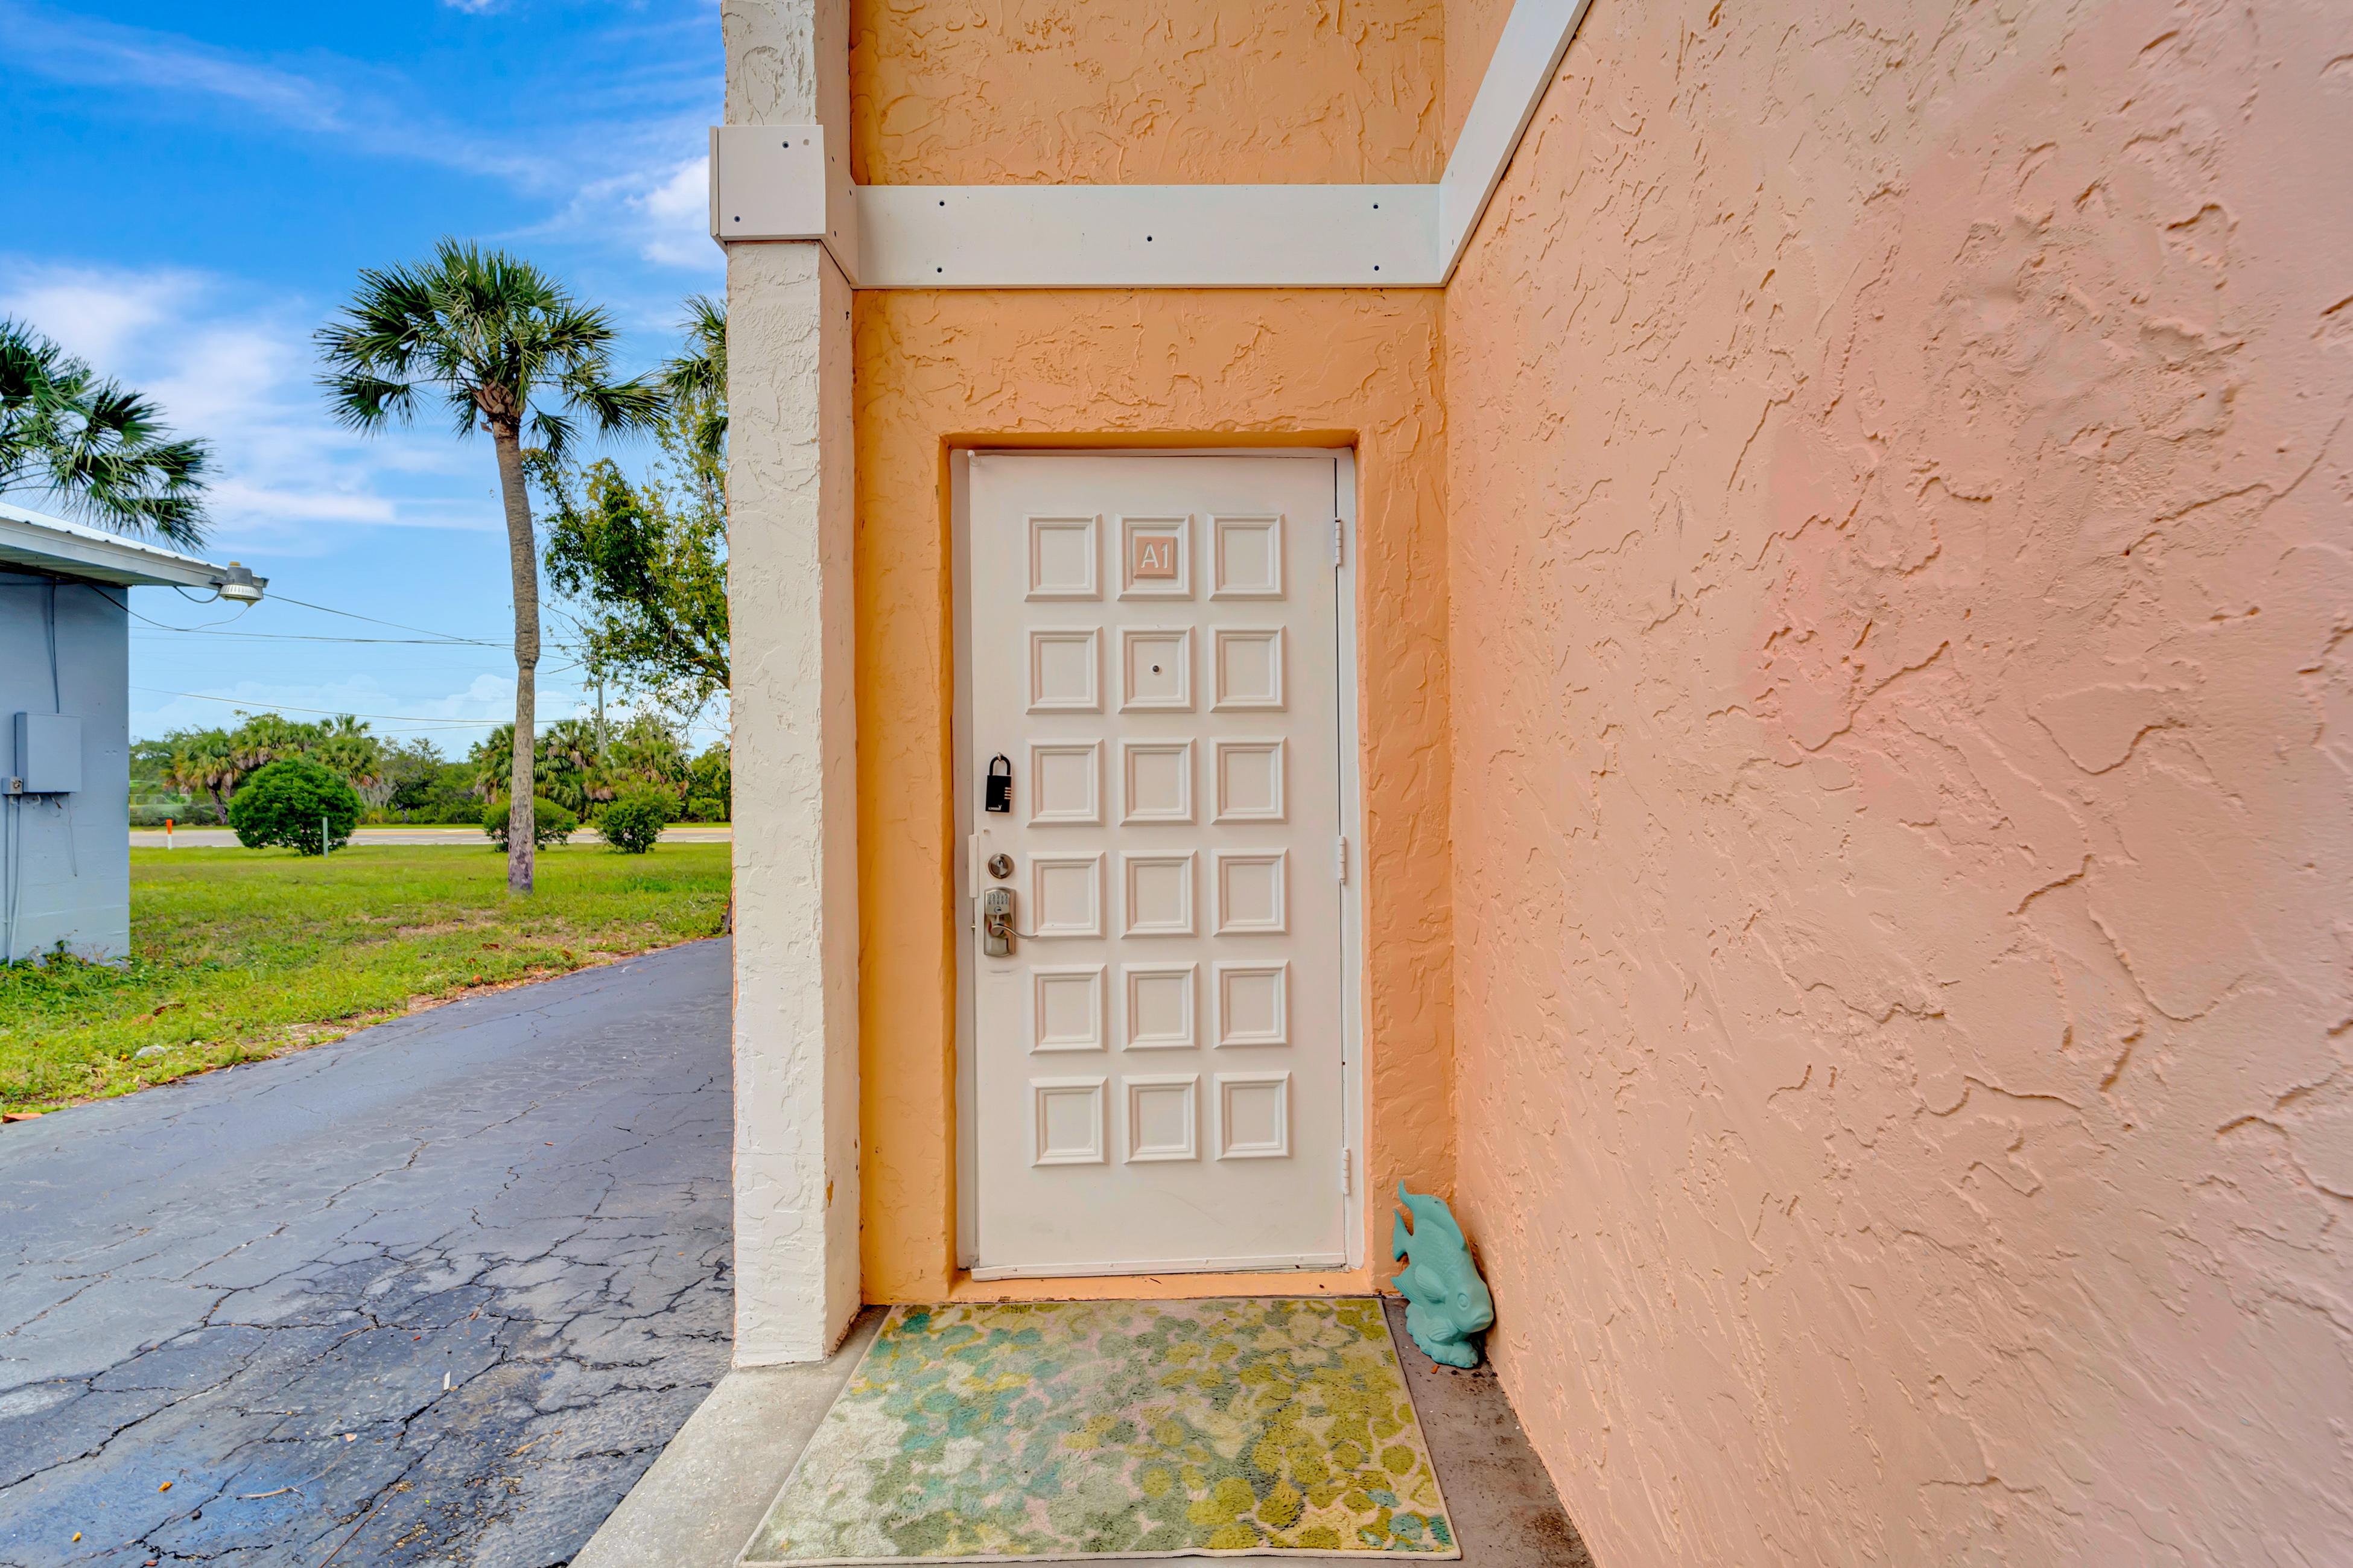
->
165;817;174;849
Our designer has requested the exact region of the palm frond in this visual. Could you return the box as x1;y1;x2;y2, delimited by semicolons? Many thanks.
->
2;317;212;544
318;240;671;452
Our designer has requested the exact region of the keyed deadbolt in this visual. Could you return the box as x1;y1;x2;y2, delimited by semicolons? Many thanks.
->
984;754;1012;813
986;852;1014;880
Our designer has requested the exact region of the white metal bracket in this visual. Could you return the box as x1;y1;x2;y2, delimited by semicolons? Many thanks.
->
708;124;861;284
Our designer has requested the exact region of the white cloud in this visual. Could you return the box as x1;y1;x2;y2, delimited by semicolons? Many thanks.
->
0;2;554;187
637;156;717;269
522;150;723;279
1;259;502;557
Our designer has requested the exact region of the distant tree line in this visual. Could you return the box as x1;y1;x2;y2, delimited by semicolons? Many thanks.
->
131;712;728;829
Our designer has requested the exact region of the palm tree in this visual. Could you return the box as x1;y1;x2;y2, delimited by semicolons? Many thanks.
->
1;317;211;545
163;733;240;824
228;712;311;775
317;241;665;893
660;294;726;472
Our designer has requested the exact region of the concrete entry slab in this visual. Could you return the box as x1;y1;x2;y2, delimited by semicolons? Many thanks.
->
574;1298;1592;1567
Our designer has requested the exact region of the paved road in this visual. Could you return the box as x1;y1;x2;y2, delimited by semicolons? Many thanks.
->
0;941;733;1567
130;827;734;849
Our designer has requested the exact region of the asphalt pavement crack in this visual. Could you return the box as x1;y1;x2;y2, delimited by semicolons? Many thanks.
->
0;940;734;1568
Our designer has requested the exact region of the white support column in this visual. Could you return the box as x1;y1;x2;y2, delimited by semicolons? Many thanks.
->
723;0;860;1366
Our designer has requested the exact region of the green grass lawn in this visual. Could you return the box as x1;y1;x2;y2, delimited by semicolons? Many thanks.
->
0;843;730;1113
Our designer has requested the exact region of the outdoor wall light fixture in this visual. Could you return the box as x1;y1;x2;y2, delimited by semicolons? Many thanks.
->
215;563;265;604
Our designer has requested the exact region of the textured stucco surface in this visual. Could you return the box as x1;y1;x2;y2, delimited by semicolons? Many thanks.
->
1440;0;1513;158
854;290;1454;1301
726;238;861;1366
1446;0;2353;1561
847;0;1445;186
725;0;861;1369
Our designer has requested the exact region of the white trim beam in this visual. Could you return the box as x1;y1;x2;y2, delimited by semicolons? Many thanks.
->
857;185;1434;289
711;0;1588;290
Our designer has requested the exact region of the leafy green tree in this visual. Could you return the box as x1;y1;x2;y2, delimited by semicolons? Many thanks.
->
537;300;728;722
601;713;688;800
468;722;593;816
385;757;480;824
149;713;390;822
228;758;363;854
317;240;664;894
161;729;240;823
684;743;731;822
469;710;701;820
378;738;453;820
1;318;212;544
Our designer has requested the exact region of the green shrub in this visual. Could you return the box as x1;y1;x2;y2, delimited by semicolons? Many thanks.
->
227;758;363;854
596;788;672;854
481;796;577;850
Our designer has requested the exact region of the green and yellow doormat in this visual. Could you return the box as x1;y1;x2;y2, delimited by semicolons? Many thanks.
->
741;1297;1459;1563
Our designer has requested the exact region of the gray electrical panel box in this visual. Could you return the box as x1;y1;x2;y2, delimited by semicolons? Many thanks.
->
12;712;81;795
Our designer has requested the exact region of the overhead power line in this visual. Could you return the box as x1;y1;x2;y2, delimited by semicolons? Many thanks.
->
260;592;498;646
130;627;504;646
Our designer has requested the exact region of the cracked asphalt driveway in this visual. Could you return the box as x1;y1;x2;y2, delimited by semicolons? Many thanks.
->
0;939;733;1567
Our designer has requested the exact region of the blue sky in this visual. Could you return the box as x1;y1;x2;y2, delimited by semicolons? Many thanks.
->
0;0;724;752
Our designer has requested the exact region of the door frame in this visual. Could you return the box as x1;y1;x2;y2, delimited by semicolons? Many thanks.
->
950;446;1367;1278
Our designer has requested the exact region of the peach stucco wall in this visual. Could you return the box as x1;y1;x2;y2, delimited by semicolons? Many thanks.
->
1446;0;2353;1561
854;290;1453;1301
1440;0;1511;156
849;0;1444;185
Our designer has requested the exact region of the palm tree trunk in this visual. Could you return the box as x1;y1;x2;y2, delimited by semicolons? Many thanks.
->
493;428;539;894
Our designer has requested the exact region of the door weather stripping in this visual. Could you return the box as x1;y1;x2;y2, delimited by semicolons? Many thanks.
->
708;0;1593;290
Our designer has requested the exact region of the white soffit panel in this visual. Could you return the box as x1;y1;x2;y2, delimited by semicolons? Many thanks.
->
708;0;1588;290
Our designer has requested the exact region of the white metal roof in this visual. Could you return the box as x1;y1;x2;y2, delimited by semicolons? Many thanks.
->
0;498;263;591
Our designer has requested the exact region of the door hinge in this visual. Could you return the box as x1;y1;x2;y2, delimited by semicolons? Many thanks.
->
1333;517;1345;567
1336;835;1348;884
1341;1147;1353;1196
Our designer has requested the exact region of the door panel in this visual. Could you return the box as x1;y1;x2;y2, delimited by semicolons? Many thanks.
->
967;452;1348;1275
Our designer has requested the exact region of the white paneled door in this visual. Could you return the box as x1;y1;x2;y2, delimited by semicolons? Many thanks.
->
965;452;1353;1277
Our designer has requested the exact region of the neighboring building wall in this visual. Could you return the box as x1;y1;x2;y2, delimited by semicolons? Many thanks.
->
1446;0;2353;1562
848;0;1458;1301
0;575;129;961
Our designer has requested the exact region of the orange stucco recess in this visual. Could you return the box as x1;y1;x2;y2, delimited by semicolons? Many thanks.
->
853;288;1453;1304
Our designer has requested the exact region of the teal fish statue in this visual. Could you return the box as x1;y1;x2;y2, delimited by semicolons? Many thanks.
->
1391;1184;1494;1368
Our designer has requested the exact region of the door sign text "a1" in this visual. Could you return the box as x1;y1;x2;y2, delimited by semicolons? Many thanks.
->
1130;532;1178;580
